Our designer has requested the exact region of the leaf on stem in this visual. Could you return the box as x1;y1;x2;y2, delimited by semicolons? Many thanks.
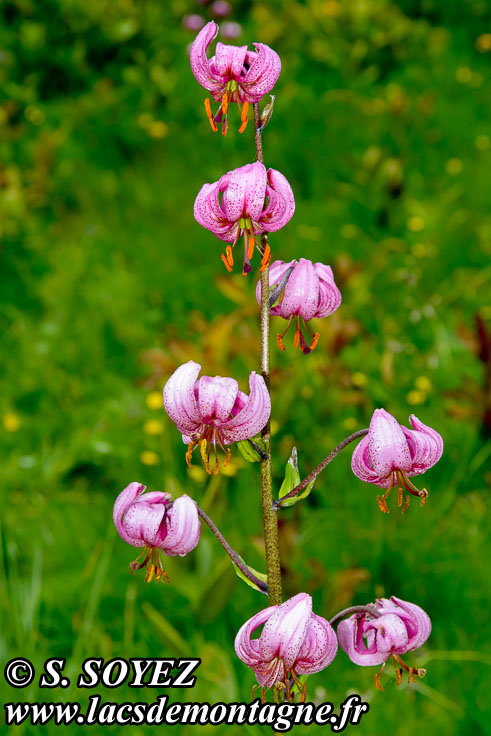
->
277;447;316;508
237;438;268;463
232;554;268;595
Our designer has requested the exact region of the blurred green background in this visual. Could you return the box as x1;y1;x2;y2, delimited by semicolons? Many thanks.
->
1;0;490;733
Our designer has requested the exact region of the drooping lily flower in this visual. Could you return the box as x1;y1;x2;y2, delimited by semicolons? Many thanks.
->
163;360;271;474
256;258;342;354
337;596;431;690
113;483;200;582
235;593;338;701
351;409;443;513
190;20;281;134
194;161;295;275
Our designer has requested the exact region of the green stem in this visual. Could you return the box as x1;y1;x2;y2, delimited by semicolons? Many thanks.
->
254;101;283;608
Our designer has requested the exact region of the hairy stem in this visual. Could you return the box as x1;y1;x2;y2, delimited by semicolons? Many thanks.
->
197;507;268;594
254;101;283;607
274;428;369;509
329;604;381;628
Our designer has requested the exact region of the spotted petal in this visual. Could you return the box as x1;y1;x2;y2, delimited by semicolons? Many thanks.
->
403;415;443;476
222;162;267;223
314;263;342;318
190;21;224;94
296;614;338;675
161;495;200;557
383;597;432;651
235;606;277;666
242;42;281;101
280;257;319;322
259;593;311;671
163;361;202;435
212;41;248;80
197;375;238;424
366;408;413;478
260;168;295;232
220;372;270;443
351;435;392;488
113;482;147;546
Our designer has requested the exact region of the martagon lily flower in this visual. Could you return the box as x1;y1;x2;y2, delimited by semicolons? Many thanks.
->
163;360;271;474
235;593;338;701
352;409;443;513
113;483;200;583
337;596;431;691
194;161;295;275
190;20;281;135
256;258;342;354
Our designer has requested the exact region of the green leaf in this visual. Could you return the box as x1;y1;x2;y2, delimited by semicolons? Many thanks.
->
236;438;268;463
277;447;316;508
232;555;268;595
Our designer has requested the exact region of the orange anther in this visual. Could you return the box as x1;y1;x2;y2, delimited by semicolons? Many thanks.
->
310;332;320;351
376;495;390;514
221;253;233;272
401;495;410;514
293;329;300;349
222;92;229;115
204;98;217;132
277;334;285;351
239;101;249;133
260;243;271;271
222;117;228;136
374;673;385;692
248;236;255;260
226;245;234;268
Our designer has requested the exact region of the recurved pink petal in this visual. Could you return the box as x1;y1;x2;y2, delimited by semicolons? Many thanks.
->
280;258;319;321
219;372;270;443
222;162;267;223
337;614;406;667
242;43;281;101
121;498;167;548
113;482;147;546
190;21;224;93
259;593;311;671
161;495;200;557
388;597;432;651
234;606;277;666
194;182;233;239
260;169;295;232
163;361;202;435
296;614;338;674
314;263;342;318
197;375;238;424
403;415;443;476
367;409;413;478
213;41;248;79
351;436;391;488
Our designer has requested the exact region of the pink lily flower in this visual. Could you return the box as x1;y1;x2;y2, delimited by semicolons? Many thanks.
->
113;482;200;583
351;409;443;513
190;20;281;134
163;360;271;474
337;596;431;690
256;258;342;354
235;593;337;700
194;161;295;275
